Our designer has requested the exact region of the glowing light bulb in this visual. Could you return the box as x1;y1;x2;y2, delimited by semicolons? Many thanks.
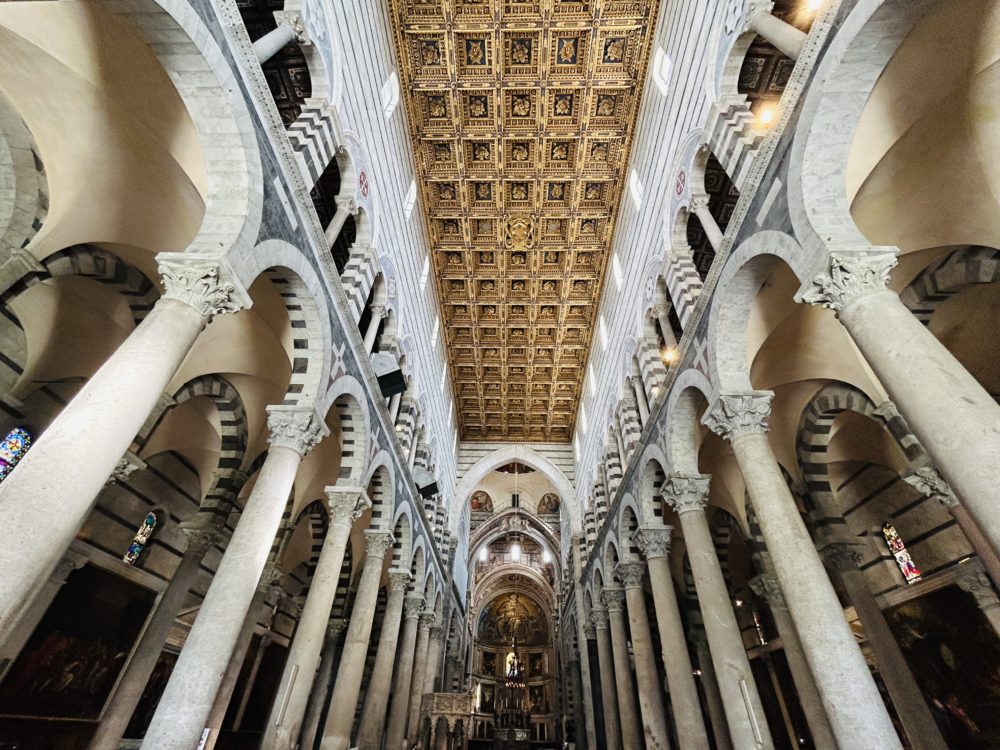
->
807;0;822;11
757;104;777;126
661;347;677;365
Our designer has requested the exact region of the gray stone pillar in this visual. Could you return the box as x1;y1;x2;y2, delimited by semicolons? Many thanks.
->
356;569;411;748
406;611;436;742
384;594;424;750
749;574;837;750
652;303;679;351
142;407;326;750
690;196;724;251
572;537;598;749
590;608;622;750
958;571;1000;638
820;540;945;750
300;618;348;750
423;624;444;696
617;563;672;749
693;633;733;750
325;196;357;249
633;527;710;750
629;375;650;426
389;392;402;423
663;475;774;749
601;587;643;750
252;12;304;64
749;7;806;60
798;250;1000;558
363;305;387;354
0;257;247;640
90;524;221;750
704;392;901;749
320;529;394;750
262;487;370;750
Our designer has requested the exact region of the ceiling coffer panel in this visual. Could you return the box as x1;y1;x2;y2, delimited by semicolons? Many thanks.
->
388;0;661;442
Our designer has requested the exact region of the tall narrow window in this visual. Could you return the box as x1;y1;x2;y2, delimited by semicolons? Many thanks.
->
882;522;922;583
0;427;31;482
123;512;158;565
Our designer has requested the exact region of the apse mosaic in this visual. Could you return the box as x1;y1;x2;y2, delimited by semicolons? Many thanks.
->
387;0;661;441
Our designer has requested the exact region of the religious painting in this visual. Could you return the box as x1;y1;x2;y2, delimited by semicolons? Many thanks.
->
0;565;155;719
481;682;496;712
537;493;560;514
530;652;545;676
529;685;545;714
471;490;494;513
477;591;549;645
885;585;1000;747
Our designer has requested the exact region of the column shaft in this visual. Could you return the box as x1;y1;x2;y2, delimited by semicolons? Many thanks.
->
592;614;622;750
325;206;352;249
320;530;393;750
645;554;710;749
263;490;362;750
619;572;672;749
356;573;410;748
572;541;598;749
406;613;434;741
948;503;1000;589
631;377;650;426
694;635;733;750
300;622;345;750
0;297;206;637
423;629;444;696
143;436;310;750
384;597;422;750
90;533;214;750
731;431;902;749
750;10;806;60
388;393;402;423
692;202;725;251
253;23;297;64
602;589;643;750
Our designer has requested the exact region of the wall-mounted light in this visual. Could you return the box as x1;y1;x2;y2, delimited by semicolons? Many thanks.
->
757;104;777;127
660;347;677;365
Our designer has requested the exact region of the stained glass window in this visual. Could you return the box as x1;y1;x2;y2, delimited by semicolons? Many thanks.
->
0;427;31;482
123;512;158;565
883;522;922;584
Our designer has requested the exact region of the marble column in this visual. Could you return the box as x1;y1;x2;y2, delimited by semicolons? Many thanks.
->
423;624;445;696
704;392;901;749
798;250;1000;556
693;632;733;750
325;196;357;249
590;607;623;750
617;563;672;750
90;523;222;750
388;392;402;423
633;527;710;750
689;196;724;251
820;540;945;750
652;303;679;351
572;537;598;749
363;305;387;353
748;574;837;750
748;7;806;60
663;475;774;749
630;375;650;426
905;467;1000;589
263;487;370;750
958;572;1000;638
142;406;326;750
601;587;643;750
300;618;349;750
252;11;306;64
320;529;394;750
384;594;424;750
406;610;436;741
0;257;248;640
356;569;412;748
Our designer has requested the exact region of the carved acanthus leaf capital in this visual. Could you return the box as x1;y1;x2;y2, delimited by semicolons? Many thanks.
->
748;573;786;608
110;451;147;484
418;610;437;630
904;467;958;507
634;526;673;559
325;486;371;524
590;608;609;629
797;250;898;312
817;539;865;572
703;391;773;442
600;586;626;613
616;561;646;589
364;529;394;559
389;568;412;593
583;623;597;639
689;194;710;213
958;572;1000;609
661;475;711;515
266;406;328;456
404;594;425;619
180;520;223;556
335;195;358;215
273;11;308;43
158;256;249;321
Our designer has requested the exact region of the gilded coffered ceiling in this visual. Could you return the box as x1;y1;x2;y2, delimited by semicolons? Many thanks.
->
387;0;661;441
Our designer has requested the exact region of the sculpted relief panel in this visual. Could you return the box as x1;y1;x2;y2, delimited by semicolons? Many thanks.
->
388;0;660;440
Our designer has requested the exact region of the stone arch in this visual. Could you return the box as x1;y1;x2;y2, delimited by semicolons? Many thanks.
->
0;90;47;262
900;246;1000;324
293;498;329;587
453;445;578;530
390;507;413;569
110;0;264;258
409;540;427;594
788;0;935;257
664;369;714;474
638;444;671;523
365;459;394;531
323;375;371;487
708;230;813;391
618;500;642;561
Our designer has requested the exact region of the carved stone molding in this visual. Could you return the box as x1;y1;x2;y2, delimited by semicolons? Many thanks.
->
904;467;958;508
363;529;394;560
590;608;610;629
797;250;898;312
404;594;425;619
265;406;328;456
583;623;597;640
633;526;673;560
157;256;248;321
661;475;711;515
325;486;371;524
748;573;786;609
389;568;412;593
616;562;646;589
272;10;308;44
109;451;147;484
180;523;223;557
703;391;773;442
600;586;626;613
817;539;865;573
958;572;1000;611
418;610;437;630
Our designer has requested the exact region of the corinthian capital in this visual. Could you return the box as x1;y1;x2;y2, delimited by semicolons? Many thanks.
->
273;10;308;43
419;610;437;630
633;526;673;559
748;573;786;609
904;467;958;508
590;607;609;629
266;406;328;456
661;475;711;515
616;561;646;589
796;249;898;312
404;594;425;619
157;255;249;321
325;486;371;524
389;568;412;593
600;586;626;612
364;529;394;559
703;391;773;442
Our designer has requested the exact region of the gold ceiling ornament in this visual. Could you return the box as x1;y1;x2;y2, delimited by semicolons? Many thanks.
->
387;0;661;441
504;216;535;252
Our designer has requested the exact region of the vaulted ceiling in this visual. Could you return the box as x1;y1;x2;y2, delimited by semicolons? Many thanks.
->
388;0;661;442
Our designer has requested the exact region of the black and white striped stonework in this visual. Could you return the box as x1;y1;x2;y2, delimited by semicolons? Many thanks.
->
900;246;1000;325
288;98;339;188
340;245;378;323
664;244;703;329
705;96;762;192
